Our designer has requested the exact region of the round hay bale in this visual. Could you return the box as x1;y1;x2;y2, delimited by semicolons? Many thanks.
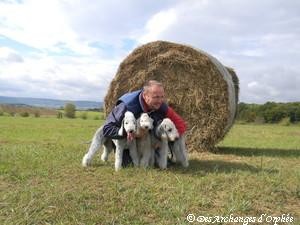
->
104;41;239;151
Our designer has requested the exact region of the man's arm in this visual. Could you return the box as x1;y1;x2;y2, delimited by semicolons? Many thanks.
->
102;102;127;139
166;106;187;135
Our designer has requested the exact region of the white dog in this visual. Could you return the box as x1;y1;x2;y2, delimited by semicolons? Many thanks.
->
82;111;139;171
136;113;154;168
154;118;189;169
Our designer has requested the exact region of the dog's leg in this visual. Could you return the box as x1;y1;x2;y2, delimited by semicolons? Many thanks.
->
140;137;152;168
101;139;113;162
149;134;157;167
82;126;105;167
114;140;124;171
157;140;168;169
129;140;139;167
149;149;155;167
179;136;189;167
169;142;177;163
140;151;150;168
172;136;189;168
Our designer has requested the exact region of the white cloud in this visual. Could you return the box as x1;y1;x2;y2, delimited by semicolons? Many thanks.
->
0;46;23;63
0;0;299;103
138;8;177;43
0;49;118;101
0;0;99;55
247;81;258;89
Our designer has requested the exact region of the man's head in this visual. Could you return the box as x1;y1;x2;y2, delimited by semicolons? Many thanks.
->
142;80;165;110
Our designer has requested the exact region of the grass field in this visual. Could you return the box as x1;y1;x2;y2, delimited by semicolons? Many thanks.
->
0;117;299;225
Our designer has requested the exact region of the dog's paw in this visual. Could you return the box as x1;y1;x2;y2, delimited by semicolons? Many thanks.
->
101;153;108;162
82;154;90;167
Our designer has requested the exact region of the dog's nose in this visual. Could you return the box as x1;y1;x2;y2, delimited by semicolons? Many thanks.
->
129;130;134;134
145;126;149;129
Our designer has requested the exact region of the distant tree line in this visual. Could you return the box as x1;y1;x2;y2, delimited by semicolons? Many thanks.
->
237;102;300;123
61;103;103;119
2;101;299;124
0;104;55;117
0;103;103;120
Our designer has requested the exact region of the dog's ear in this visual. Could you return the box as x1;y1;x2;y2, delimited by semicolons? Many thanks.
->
161;131;167;140
155;123;162;137
136;118;141;135
136;117;141;128
149;117;154;129
158;124;167;140
118;119;124;136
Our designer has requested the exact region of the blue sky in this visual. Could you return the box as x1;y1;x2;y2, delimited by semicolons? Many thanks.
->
0;0;299;103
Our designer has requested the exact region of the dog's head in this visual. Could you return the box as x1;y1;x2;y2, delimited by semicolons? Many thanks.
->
157;118;179;141
118;111;137;136
138;113;154;131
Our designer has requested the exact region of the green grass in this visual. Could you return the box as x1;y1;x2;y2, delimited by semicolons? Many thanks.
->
0;117;299;225
219;123;300;149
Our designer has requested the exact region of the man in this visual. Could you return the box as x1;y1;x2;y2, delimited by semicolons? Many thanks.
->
103;80;187;166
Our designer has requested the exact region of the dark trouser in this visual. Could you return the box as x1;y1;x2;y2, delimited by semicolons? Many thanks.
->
122;149;133;167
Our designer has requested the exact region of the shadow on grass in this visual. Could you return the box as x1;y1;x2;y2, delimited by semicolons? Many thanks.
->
83;147;291;174
169;159;278;175
168;146;300;175
84;158;266;174
217;146;300;158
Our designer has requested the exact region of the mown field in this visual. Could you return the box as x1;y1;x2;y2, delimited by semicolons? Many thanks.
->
0;116;299;225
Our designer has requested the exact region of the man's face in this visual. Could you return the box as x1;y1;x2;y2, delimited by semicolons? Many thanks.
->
143;85;165;110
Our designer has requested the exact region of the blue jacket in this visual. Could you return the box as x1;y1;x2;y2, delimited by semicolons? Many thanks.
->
102;90;168;139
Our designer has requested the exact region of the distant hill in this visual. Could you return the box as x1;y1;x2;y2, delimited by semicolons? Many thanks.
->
0;96;103;110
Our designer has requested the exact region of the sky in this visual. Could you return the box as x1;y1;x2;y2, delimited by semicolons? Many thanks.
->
0;0;299;104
